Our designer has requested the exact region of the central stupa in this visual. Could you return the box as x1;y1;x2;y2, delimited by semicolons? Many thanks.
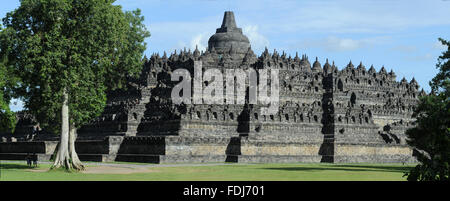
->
208;11;251;55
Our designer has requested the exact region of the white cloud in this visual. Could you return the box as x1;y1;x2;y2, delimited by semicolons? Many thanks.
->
391;45;417;53
325;37;364;52
432;41;447;50
243;25;270;53
408;53;434;61
190;33;208;52
298;36;390;52
145;19;218;54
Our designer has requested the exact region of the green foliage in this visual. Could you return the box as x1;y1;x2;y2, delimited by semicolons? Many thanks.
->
0;63;16;133
431;38;450;93
405;39;450;181
0;0;150;129
0;25;17;133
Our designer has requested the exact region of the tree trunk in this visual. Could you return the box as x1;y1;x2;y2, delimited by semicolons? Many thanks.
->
51;88;71;170
69;122;85;170
51;88;84;171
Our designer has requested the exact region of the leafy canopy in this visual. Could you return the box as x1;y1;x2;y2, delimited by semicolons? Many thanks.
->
0;57;17;133
405;38;450;181
1;0;150;130
0;25;17;133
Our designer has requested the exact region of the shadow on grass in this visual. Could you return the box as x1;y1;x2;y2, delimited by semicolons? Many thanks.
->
334;165;413;173
0;164;35;170
263;164;414;173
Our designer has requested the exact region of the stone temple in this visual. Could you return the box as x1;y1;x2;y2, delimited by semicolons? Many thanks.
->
0;11;425;163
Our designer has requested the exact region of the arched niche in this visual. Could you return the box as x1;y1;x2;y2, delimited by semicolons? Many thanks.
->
350;92;357;106
338;79;344;92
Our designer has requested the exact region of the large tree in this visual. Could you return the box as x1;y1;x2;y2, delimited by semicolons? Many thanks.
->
0;58;16;133
0;25;17;133
405;38;449;181
0;0;150;171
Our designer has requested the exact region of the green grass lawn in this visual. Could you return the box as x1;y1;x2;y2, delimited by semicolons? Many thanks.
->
0;162;415;181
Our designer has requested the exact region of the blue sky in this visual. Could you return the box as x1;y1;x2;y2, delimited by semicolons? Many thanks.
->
2;0;450;111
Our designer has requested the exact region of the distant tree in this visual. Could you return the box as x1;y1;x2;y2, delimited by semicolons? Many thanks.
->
405;38;449;181
0;25;17;133
1;0;150;171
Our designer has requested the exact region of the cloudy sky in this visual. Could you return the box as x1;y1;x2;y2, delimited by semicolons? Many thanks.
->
1;0;450;111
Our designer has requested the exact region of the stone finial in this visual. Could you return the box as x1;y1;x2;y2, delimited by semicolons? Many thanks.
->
193;45;200;57
401;77;408;83
243;47;256;62
294;52;300;61
419;89;427;96
323;58;331;73
300;55;311;70
272;49;279;59
263;47;269;56
313;57;322;71
389;69;395;74
170;50;178;61
379;66;387;74
368;65;376;73
347;60;354;69
357;62;366;71
357;61;363;68
410;77;418;85
221;11;237;30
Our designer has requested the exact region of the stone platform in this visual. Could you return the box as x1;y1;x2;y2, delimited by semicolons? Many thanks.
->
0;135;416;164
0;11;421;165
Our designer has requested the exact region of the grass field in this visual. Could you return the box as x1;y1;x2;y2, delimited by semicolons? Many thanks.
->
0;162;415;181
